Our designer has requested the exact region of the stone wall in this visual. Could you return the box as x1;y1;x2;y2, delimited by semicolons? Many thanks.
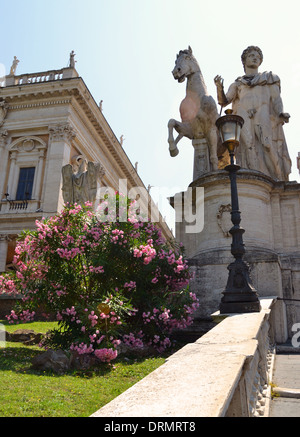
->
0;295;53;321
91;298;277;417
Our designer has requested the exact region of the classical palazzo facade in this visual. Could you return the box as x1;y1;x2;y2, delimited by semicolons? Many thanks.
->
0;62;172;272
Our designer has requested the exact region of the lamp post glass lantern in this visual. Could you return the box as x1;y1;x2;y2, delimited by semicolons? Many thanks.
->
216;109;261;313
216;109;244;163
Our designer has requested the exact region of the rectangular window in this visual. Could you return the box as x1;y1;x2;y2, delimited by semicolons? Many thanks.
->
16;167;35;200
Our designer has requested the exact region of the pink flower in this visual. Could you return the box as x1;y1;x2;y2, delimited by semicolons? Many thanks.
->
70;342;94;355
124;281;136;290
133;243;156;264
94;348;118;363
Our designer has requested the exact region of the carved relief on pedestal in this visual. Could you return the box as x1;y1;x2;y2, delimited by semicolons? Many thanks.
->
217;204;232;237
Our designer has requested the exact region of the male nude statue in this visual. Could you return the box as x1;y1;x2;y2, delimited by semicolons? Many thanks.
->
214;46;291;180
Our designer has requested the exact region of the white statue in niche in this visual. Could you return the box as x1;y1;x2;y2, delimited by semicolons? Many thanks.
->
214;46;291;181
62;156;105;205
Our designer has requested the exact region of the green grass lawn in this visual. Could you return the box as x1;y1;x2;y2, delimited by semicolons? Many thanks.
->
0;320;166;417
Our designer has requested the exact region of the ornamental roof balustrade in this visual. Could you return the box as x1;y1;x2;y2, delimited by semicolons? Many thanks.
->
3;67;78;87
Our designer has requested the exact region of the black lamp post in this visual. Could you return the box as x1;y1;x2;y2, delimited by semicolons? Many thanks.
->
216;109;261;313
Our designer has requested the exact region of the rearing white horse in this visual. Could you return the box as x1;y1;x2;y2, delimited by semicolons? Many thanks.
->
168;46;220;172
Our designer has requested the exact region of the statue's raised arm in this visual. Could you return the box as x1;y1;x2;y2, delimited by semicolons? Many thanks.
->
214;75;228;107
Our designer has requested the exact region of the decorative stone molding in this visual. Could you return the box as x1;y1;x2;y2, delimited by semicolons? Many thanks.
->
0;234;11;242
21;139;35;152
49;123;76;143
8;99;72;111
10;136;47;152
0;130;8;148
0;99;8;127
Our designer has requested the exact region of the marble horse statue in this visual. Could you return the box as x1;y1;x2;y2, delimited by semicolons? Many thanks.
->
168;46;221;172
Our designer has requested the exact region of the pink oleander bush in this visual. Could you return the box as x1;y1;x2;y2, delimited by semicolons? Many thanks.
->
0;194;199;363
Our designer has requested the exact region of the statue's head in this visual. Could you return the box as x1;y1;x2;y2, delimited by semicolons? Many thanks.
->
71;155;87;173
172;46;199;82
241;46;263;71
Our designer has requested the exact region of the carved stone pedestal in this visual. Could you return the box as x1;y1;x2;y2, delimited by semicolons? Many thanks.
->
192;137;210;180
171;169;300;341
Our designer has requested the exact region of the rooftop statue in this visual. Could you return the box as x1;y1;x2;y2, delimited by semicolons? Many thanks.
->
9;56;19;76
69;51;76;68
62;156;105;206
214;46;291;181
168;46;222;173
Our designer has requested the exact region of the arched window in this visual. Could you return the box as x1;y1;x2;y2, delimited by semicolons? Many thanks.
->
7;136;47;202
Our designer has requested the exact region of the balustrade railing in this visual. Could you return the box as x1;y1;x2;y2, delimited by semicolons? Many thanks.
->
2;67;78;87
7;199;28;210
0;199;41;213
17;70;64;85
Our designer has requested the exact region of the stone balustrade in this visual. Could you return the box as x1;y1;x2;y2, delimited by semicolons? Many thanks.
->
4;67;78;87
15;70;64;85
0;199;42;214
91;297;279;417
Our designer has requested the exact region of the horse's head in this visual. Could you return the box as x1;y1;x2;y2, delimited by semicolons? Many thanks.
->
172;46;199;83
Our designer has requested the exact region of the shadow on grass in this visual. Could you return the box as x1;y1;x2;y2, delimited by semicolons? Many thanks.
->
0;343;172;380
0;319;186;380
0;345;113;378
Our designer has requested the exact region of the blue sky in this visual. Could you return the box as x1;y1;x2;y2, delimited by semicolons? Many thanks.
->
1;0;300;230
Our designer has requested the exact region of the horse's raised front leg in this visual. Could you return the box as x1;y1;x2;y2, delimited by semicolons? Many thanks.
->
168;119;192;157
168;119;180;157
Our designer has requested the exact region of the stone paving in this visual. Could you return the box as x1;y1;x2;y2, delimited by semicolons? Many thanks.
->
269;346;300;417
